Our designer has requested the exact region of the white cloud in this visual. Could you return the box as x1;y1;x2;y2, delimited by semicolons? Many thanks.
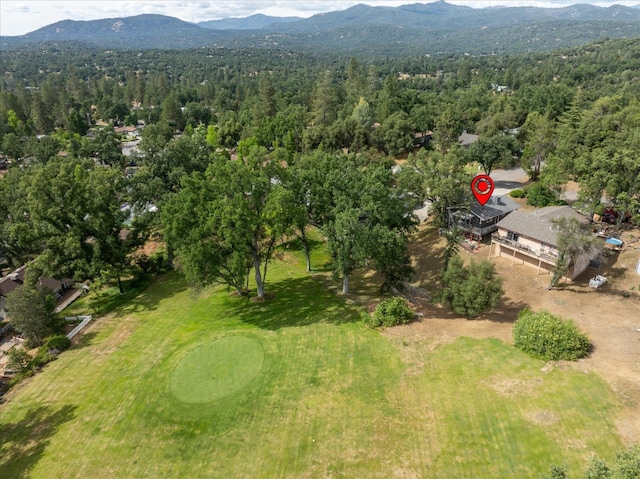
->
1;0;639;36
14;3;30;13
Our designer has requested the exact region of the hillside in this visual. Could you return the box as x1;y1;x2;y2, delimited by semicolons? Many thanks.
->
198;14;301;30
1;2;640;54
3;14;223;49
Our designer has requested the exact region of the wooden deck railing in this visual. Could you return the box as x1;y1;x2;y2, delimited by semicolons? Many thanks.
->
491;234;558;264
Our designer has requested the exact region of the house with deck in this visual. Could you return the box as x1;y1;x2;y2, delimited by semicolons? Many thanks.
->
491;206;595;279
448;195;519;241
0;266;81;319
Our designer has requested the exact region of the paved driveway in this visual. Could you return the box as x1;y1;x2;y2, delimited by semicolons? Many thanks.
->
489;167;528;195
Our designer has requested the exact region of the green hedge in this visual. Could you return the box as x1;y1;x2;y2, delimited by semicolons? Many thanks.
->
513;309;590;361
44;335;71;351
524;183;560;207
366;297;414;328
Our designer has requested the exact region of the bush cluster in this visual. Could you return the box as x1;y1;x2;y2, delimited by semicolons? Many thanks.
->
542;444;640;479
513;308;590;361
366;296;414;328
44;335;71;351
437;256;504;318
509;189;525;198
5;334;72;388
133;248;170;276
524;183;561;207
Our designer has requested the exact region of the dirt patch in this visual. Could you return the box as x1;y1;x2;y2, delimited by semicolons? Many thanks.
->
80;314;137;357
526;410;560;426
382;222;640;443
387;336;441;376
140;240;164;256
565;439;587;450
485;376;543;398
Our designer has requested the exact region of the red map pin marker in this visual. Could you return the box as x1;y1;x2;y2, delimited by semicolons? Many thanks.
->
471;174;494;206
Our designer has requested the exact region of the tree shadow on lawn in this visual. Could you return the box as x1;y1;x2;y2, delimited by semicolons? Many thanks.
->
475;296;530;323
70;331;99;350
220;275;365;331
281;237;331;272
75;273;188;319
412;294;528;324
111;272;189;317
409;223;447;288
67;273;190;349
0;403;77;478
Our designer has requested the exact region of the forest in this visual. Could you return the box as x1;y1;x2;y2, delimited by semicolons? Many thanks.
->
1;37;639;300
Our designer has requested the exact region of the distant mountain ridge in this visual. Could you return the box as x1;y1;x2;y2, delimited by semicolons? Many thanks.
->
2;2;640;54
7;14;222;49
198;14;301;30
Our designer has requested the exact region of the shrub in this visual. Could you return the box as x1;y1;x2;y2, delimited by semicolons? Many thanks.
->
525;182;560;207
540;464;569;479
33;349;58;368
44;335;71;351
367;297;414;328
7;347;33;373
547;444;640;479
509;189;525;198
594;204;606;216
513;308;590;361
133;248;169;276
438;256;504;318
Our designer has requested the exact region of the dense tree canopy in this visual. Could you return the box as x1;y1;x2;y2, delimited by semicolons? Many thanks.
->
5;284;60;346
0;157;138;292
1;35;639;304
162;146;289;299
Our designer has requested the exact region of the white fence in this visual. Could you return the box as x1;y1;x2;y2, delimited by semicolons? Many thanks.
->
65;315;93;340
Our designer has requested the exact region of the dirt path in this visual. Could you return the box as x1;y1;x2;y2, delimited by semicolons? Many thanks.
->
385;224;640;443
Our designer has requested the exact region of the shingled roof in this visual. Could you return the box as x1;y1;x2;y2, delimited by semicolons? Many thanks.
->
0;265;65;298
496;206;588;247
471;195;519;221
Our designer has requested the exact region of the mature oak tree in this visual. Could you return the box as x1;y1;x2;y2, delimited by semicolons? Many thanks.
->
162;145;290;299
5;284;60;346
10;157;136;292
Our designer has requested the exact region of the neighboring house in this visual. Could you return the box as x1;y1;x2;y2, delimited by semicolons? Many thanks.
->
124;165;141;177
491;206;595;279
458;130;479;147
114;125;141;137
0;266;79;319
448;195;520;241
491;84;509;93
413;130;433;147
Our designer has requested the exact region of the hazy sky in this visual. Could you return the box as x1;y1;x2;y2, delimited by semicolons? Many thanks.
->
2;1;639;36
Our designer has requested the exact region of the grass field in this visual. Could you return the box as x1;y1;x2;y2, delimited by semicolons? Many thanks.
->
0;246;624;478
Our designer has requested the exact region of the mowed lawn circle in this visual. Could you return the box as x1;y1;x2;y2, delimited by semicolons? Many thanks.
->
170;335;265;403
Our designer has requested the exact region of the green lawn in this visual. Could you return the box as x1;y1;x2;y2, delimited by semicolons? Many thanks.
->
0;248;623;478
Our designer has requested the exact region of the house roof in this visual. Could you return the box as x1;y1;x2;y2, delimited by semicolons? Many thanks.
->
458;130;479;146
0;276;19;297
496;206;588;247
114;125;139;134
471;195;519;221
414;130;433;139
451;195;519;223
0;265;26;298
0;265;66;298
39;276;64;291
